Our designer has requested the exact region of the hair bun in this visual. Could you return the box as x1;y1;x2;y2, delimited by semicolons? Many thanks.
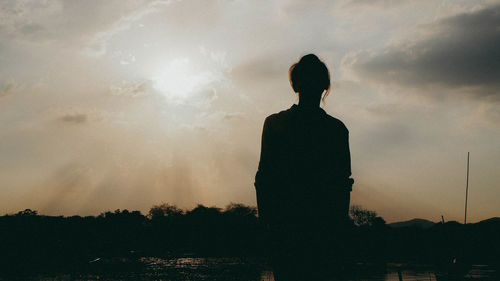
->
300;54;320;63
288;54;331;100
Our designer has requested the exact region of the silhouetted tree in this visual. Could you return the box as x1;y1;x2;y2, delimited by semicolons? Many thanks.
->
187;204;222;216
224;203;257;217
15;209;38;216
350;205;385;226
148;203;183;219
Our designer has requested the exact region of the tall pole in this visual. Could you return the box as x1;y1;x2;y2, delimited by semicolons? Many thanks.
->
464;152;470;224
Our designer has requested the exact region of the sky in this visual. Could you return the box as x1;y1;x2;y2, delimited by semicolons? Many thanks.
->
1;0;499;223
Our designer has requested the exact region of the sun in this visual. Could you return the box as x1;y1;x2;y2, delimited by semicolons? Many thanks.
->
152;57;218;103
152;58;196;99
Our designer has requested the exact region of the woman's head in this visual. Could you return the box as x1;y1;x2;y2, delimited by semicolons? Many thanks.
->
289;54;331;102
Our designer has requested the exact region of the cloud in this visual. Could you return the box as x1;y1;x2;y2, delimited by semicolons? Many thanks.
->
231;55;285;82
59;114;87;124
47;106;105;124
110;80;150;98
0;0;62;40
0;79;18;98
85;0;173;56
344;4;500;98
0;0;159;48
222;112;245;121
345;0;410;7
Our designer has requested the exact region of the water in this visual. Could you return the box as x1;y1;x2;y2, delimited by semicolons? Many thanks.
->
4;258;497;281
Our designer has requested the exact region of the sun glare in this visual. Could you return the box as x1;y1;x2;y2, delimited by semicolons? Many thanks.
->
152;57;219;103
152;58;196;98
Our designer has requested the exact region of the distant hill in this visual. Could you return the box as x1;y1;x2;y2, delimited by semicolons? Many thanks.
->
388;218;435;229
477;217;500;224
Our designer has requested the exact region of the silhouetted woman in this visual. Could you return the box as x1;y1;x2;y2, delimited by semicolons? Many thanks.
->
254;54;354;281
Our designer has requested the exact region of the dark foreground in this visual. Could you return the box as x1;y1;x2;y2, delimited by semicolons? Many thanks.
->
0;257;497;281
1;206;499;280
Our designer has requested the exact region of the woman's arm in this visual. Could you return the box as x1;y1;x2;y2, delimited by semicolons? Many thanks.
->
342;128;354;192
254;116;275;223
338;127;353;218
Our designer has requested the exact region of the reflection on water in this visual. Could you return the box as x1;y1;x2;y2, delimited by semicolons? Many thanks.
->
259;265;438;281
9;258;497;281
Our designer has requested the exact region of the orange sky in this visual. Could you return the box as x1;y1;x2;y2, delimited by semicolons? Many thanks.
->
1;0;499;222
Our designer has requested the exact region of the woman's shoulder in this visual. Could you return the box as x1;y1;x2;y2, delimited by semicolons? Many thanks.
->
264;105;349;133
323;113;349;134
263;106;295;125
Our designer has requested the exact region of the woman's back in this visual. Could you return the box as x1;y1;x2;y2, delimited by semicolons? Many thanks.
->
255;103;352;225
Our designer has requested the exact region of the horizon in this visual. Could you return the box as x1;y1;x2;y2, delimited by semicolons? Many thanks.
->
1;0;499;224
6;203;499;225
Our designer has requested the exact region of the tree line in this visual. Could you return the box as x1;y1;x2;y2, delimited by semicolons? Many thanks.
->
0;203;498;276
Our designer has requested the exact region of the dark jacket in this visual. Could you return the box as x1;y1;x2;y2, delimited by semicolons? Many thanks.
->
254;104;353;226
